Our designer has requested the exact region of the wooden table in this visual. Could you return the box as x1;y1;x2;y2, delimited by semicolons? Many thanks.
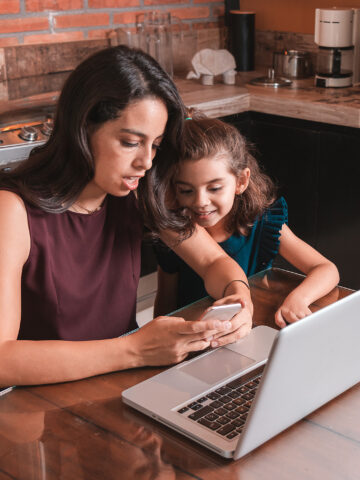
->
0;268;358;480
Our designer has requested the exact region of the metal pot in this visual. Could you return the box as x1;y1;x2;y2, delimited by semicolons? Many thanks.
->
273;50;311;79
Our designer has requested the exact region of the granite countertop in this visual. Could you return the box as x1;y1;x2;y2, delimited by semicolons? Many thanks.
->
1;70;360;128
178;72;360;128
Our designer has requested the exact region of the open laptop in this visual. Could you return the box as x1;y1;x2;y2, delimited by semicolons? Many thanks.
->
122;290;360;459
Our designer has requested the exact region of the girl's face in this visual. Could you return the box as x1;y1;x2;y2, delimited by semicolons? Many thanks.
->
174;155;250;231
88;97;168;198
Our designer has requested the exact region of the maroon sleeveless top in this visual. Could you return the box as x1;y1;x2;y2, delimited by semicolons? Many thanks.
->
19;193;142;341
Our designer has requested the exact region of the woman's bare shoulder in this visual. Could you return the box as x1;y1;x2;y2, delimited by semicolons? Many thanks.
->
0;189;26;211
0;189;30;262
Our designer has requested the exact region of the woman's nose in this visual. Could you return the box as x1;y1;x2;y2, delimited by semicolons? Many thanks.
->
134;145;154;171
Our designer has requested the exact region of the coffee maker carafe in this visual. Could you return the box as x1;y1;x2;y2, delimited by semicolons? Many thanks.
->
314;8;357;87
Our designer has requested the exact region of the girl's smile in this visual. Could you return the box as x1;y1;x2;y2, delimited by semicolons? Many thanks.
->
193;209;217;220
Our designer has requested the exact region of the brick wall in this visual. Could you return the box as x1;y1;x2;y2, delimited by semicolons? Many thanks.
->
0;0;224;47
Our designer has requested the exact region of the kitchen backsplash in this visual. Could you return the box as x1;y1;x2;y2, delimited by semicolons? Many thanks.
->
0;24;317;84
0;0;224;47
255;31;316;71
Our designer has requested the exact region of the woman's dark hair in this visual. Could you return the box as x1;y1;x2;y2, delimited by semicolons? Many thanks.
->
0;45;186;213
159;110;277;239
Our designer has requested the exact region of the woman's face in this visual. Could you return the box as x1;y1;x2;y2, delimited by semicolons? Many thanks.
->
89;97;168;197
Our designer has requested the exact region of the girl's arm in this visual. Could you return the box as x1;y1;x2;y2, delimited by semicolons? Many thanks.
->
275;224;340;327
160;225;253;347
154;267;178;317
0;192;231;386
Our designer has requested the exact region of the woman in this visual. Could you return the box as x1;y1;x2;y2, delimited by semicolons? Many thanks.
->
0;46;252;387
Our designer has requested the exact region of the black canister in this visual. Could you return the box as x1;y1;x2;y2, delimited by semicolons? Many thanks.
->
229;11;255;71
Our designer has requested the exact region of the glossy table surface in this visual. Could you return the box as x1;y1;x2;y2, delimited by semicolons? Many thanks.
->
0;268;358;480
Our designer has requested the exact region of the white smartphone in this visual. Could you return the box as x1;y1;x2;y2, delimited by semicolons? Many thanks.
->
199;303;242;322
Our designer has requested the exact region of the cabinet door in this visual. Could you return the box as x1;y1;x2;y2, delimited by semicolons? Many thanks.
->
317;131;360;289
246;116;319;247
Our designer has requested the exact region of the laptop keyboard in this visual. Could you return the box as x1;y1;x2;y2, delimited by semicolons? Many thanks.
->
177;365;264;441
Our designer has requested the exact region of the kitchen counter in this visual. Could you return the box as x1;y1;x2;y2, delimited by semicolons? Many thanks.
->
178;72;360;129
1;70;360;128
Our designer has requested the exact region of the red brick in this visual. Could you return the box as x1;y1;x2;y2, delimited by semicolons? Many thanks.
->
54;13;109;29
113;11;145;25
23;31;84;44
88;28;110;39
145;0;188;5
0;37;19;47
89;0;139;7
0;0;20;14
169;7;210;20
0;17;49;34
25;0;83;12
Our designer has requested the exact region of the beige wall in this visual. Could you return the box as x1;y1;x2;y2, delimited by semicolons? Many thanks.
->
240;0;360;34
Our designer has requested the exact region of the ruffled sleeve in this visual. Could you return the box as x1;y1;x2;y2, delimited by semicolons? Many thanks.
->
256;197;288;270
153;240;181;274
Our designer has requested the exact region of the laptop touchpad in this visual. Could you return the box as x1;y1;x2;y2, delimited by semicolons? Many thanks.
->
179;348;255;385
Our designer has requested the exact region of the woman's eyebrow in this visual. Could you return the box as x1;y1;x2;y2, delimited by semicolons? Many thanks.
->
120;128;164;140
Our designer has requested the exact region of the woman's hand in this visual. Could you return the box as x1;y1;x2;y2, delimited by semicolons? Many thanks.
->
127;315;233;367
275;293;312;328
208;294;253;347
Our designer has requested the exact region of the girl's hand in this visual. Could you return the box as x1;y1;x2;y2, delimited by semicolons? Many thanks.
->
209;295;253;347
275;293;312;328
128;315;233;367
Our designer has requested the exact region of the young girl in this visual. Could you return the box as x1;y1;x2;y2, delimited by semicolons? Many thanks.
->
154;112;339;328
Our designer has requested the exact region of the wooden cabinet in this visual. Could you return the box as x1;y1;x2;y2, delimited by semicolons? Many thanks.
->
223;112;360;289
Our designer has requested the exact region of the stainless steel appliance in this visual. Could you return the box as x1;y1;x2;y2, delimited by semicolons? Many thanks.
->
314;7;360;87
273;50;311;79
0;116;53;169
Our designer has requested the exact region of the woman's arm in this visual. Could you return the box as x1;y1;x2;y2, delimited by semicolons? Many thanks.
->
160;225;253;347
154;267;178;317
275;224;340;327
1;317;231;386
0;192;229;386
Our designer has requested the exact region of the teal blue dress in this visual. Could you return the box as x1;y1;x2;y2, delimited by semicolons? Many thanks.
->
155;197;288;309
